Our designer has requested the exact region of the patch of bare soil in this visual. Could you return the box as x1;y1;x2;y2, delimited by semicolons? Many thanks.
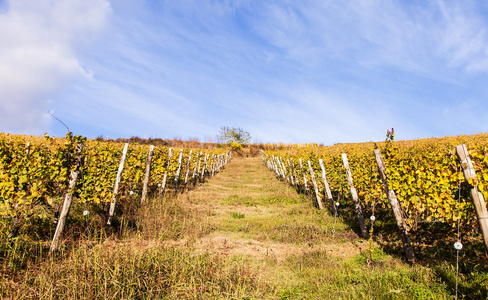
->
185;233;366;263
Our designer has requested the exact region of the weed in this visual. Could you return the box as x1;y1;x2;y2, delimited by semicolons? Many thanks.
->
230;211;245;219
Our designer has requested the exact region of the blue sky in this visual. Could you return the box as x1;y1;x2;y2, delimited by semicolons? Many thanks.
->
1;0;488;144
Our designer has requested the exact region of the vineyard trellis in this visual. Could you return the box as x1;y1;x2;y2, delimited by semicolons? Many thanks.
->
261;132;488;261
0;133;231;252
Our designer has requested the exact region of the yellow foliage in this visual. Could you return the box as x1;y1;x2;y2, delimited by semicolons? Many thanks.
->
264;133;488;229
0;133;228;219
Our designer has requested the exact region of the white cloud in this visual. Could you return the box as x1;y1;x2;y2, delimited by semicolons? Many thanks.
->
0;0;111;134
435;0;488;72
248;0;488;75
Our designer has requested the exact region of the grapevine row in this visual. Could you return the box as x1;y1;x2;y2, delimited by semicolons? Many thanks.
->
261;133;488;248
0;133;231;243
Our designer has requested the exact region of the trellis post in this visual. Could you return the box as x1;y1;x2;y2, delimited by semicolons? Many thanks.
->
374;149;415;263
174;149;184;193
342;153;368;238
319;159;337;216
50;143;84;252
107;143;129;225
140;145;154;204
456;144;488;250
308;160;324;210
160;148;172;196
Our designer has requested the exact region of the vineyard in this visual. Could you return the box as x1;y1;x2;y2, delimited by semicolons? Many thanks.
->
261;132;488;262
1;132;488;298
0;132;231;250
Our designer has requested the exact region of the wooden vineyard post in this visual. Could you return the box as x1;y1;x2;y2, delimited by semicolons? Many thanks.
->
212;154;216;174
341;153;368;238
266;158;272;171
272;156;279;178
192;152;201;186
204;153;210;180
299;158;309;193
456;144;488;250
50;143;83;252
266;153;273;173
277;157;283;179
279;157;287;183
107;143;129;226
287;159;295;186
319;159;337;216
282;158;290;183
279;157;287;181
200;154;208;182
160;148;172;197
308;160;324;210
271;156;279;177
184;150;193;188
290;159;299;187
197;152;202;174
209;154;214;177
374;149;415;263
174;149;184;193
210;154;216;177
196;152;203;183
276;156;283;178
141;145;155;204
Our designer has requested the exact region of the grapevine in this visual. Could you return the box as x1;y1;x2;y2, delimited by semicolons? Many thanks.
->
0;133;231;237
262;133;488;233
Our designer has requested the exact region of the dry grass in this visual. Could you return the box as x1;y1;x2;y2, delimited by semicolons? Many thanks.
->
169;157;360;261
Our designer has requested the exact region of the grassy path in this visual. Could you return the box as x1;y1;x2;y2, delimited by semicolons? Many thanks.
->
154;157;451;299
179;156;362;263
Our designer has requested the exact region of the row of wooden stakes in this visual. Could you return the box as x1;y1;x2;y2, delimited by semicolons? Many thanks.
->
262;145;488;264
50;143;232;253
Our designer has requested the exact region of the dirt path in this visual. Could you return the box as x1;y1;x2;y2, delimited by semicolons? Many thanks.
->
175;156;366;263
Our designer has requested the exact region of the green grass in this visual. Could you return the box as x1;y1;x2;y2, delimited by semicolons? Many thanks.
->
229;211;245;219
276;252;450;299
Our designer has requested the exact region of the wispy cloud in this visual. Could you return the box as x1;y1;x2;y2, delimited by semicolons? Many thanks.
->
0;0;111;133
435;1;488;72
